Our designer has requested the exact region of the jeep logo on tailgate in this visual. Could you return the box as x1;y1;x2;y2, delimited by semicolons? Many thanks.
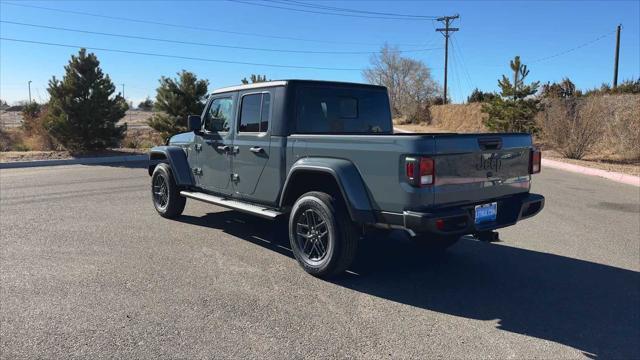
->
475;153;502;172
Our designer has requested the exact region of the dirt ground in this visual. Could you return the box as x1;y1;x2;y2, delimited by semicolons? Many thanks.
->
543;150;640;177
0;148;146;162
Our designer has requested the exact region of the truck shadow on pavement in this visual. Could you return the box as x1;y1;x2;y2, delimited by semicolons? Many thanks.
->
179;211;639;359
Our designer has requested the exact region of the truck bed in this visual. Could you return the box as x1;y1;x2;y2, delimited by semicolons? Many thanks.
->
287;132;533;213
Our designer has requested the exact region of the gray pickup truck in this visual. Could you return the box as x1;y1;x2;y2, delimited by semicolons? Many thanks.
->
149;80;544;277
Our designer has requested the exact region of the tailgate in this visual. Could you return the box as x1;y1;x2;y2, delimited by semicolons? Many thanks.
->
433;134;532;207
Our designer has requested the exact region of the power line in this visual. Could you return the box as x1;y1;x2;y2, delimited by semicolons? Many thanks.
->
265;0;438;19
449;41;463;103
0;1;426;47
453;29;618;70
0;20;442;55
450;37;475;91
230;0;436;20
530;30;616;63
0;37;363;71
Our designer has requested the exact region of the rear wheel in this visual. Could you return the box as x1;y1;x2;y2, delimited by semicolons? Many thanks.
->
151;163;186;218
289;191;359;278
411;234;460;251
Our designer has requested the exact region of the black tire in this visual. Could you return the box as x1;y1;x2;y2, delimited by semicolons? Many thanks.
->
411;234;460;251
151;163;186;218
288;191;359;278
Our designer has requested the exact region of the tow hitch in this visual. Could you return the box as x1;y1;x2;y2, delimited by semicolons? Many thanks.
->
474;231;500;242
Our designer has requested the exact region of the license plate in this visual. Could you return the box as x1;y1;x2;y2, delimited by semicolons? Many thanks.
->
475;202;497;224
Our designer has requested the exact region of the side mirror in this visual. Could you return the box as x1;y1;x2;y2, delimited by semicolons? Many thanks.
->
188;115;202;133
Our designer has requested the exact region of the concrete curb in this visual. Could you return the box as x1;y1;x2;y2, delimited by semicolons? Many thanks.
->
542;158;639;187
0;154;147;169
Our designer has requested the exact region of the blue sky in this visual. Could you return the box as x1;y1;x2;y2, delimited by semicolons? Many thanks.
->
1;0;639;105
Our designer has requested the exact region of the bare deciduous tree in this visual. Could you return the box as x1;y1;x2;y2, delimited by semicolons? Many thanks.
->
363;44;440;123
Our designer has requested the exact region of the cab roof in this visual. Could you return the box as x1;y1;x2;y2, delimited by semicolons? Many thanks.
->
210;79;386;95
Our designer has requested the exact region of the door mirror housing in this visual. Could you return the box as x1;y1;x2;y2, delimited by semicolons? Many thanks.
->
188;115;202;133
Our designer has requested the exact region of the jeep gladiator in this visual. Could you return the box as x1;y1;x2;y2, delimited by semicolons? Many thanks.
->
149;80;544;277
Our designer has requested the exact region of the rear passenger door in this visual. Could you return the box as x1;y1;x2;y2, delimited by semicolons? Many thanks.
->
233;91;273;202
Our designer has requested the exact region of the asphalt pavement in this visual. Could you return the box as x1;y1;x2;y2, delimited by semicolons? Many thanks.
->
1;162;638;359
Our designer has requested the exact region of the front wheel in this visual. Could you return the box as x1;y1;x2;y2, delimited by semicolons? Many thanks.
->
151;163;186;218
288;191;359;278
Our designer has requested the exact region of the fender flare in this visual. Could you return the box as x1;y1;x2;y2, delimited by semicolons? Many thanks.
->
148;146;195;187
280;158;375;224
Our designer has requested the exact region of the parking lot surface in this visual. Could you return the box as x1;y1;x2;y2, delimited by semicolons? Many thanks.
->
1;163;638;358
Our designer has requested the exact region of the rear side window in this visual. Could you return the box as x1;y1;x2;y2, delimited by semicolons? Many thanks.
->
205;97;233;132
295;87;390;133
239;93;270;133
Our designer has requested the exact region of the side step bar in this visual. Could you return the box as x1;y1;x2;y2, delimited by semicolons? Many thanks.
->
179;191;283;219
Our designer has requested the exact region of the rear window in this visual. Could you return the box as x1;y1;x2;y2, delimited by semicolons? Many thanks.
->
295;87;391;134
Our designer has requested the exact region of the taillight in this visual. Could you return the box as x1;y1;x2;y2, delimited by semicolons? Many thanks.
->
530;149;541;174
406;156;435;186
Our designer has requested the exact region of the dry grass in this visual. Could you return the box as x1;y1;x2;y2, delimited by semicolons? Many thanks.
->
1;109;160;151
1;120;163;153
122;127;164;149
537;97;603;159
118;110;157;129
428;103;488;133
1;109;157;129
396;95;639;175
0;127;56;152
601;95;640;160
537;94;640;160
403;95;638;161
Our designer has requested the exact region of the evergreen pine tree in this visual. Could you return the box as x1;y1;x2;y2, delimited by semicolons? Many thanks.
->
482;56;541;133
138;97;155;111
45;49;128;150
147;70;208;140
240;74;269;84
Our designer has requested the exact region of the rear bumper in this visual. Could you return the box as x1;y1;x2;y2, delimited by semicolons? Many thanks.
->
378;193;544;236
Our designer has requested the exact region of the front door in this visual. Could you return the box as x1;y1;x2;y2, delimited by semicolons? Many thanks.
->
233;91;273;202
195;95;236;195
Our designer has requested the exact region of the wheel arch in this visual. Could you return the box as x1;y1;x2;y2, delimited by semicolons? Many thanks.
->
148;146;195;187
280;158;375;224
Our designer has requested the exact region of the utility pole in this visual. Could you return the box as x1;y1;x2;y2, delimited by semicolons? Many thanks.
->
436;14;459;104
121;83;125;99
28;80;32;104
613;24;622;88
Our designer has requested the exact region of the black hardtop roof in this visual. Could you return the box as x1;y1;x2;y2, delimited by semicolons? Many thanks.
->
210;79;387;95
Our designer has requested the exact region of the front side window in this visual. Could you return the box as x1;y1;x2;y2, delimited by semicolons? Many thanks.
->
205;97;233;132
239;93;270;133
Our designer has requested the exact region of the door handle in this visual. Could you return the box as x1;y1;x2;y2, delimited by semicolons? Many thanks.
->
217;145;230;152
249;146;264;153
